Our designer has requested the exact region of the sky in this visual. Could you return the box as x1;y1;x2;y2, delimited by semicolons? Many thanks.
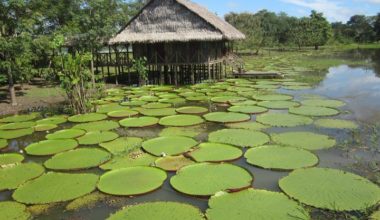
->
192;0;380;22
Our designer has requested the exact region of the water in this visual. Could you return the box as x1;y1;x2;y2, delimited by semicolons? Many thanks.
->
1;49;380;219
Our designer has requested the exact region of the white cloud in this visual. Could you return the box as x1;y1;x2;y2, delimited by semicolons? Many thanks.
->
362;0;380;3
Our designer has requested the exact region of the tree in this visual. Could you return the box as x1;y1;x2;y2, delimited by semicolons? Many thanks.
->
372;13;380;41
347;15;376;43
289;17;311;49
308;11;332;50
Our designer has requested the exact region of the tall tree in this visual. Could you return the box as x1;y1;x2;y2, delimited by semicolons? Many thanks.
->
347;15;376;43
308;10;331;50
373;13;380;41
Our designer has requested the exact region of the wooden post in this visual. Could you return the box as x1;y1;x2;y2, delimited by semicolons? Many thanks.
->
208;58;211;81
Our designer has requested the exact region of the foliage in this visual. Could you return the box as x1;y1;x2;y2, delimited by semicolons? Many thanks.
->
132;57;148;85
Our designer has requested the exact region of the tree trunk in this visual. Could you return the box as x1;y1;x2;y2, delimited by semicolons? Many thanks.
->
90;58;96;88
7;65;17;106
315;45;319;50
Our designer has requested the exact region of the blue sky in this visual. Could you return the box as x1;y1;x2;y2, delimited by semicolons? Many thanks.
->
192;0;380;22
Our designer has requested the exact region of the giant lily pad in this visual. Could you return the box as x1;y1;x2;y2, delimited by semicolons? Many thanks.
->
97;103;129;114
120;117;159;128
271;132;336;150
314;119;358;129
289;106;339;117
188;143;243;162
0;139;8;149
206;189;310;220
170;163;252;196
139;95;159;102
46;129;86;140
77;131;119;145
229;100;257;106
245;146;318;170
98;167;167;196
253;94;293;101
36;116;67;125
258;101;300;109
159;127;202;138
100;149;157;170
25;139;78;156
0;128;34;139
225;122;269;131
142;136;198;156
159;115;205;127
204;112;250;123
0;122;36;130
0;153;24;166
138;108;177;117
208;129;270;148
0;163;45;191
34;124;58;132
0;201;31;220
121;100;147;107
302;99;346;108
107;202;205;220
99;137;143;155
159;98;186;104
0;114;37;123
227;106;268;114
72;120;120;132
107;110;139;118
257;113;313;127
279;167;380;211
44;148;111;170
13;172;98;204
211;96;246;104
142;102;171;109
68;113;107;123
176;106;208;115
155;155;195;171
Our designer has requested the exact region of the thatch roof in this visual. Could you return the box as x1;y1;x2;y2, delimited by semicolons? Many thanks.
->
109;0;245;44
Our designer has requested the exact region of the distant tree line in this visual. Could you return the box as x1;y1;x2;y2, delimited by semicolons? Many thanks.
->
225;10;380;53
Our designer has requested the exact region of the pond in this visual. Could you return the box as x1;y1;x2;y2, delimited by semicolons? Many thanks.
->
0;49;380;219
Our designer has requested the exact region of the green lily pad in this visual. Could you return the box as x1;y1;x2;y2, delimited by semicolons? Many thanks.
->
65;192;107;211
211;96;246;104
68;113;107;123
34;124;58;132
204;112;250;123
253;94;293;101
176;106;208;114
279;167;380;211
170;163;252;196
142;136;198;156
0;201;31;220
107;202;205;220
206;189;310;220
97;103;129;114
0;163;45;191
25;139;78;156
138;108;177;117
0;114;37;123
98;167;167;196
119;117;159;128
0;139;8;149
46;129;86;140
36;116;67;125
139;95;159;102
258;100;300;109
256;113;313;127
159;115;205;127
229;100;257;106
121;100;147;107
0;153;24;166
159;127;202;138
99;137;143;155
73;120;120;132
186;96;210;101
371;210;380;220
13;172;99;204
283;85;312;90
44;148;111;170
271;132;336;150
100;149;157;170
302;99;346;108
0;128;34;139
251;84;279;89
77;131;119;145
142;102;171;109
107;110;139;118
208;129;270;148
245;146;318;170
188;143;243;162
155;155;195;171
314;119;358;129
0;122;36;130
225;122;269;131
227;106;268;114
289;106;340;117
159;98;186;104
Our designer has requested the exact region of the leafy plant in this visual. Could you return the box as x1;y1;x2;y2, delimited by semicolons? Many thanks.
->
132;57;148;86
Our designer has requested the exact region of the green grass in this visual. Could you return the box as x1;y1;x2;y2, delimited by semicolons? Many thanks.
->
25;86;65;98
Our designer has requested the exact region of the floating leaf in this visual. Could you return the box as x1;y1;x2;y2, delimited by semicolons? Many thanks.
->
302;99;346;108
142;136;198;156
0;139;8;149
155;155;195;171
99;137;142;155
206;189;310;220
0;128;34;139
66;192;107;211
0;163;45;191
25;139;78;156
211;96;246;104
98;167;167;196
188;143;243;162
0;122;36;130
46;129;85;140
119;117;159;128
142;102;171;109
97;103;129;114
159;115;205;127
107;110;139;118
121;100;147;107
271;132;336;150
208;129;270;148
258;100;300;109
44;148;111;170
77;131;119;145
159;98;186;104
257;113;313;127
253;94;293;101
314;119;358;129
0;201;31;220
68;113;107;123
229;100;257;106
227;106;268;114
100;149;157;170
36;116;67;125
107;202;205;220
13;172;98;204
371;210;380;220
279;168;380;211
139;95;159;102
0;114;37;123
34;124;58;132
283;85;312;90
289;106;339;117
245;146;318;170
138;108;177;117
225;122;269;131
176;106;208;114
0;153;24;166
159;127;202;138
72;120;120;132
204;112;250;123
170;163;252;196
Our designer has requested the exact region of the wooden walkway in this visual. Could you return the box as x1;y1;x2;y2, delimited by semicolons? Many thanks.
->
232;71;283;79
